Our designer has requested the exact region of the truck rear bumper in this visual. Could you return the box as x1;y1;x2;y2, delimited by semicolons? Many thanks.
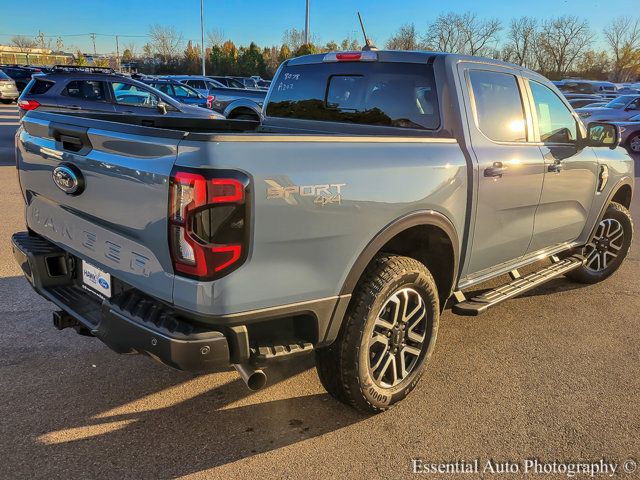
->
11;231;230;372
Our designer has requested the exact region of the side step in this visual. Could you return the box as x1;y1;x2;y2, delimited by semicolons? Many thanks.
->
452;255;585;316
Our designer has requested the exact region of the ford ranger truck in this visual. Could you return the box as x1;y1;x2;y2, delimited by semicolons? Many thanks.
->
12;50;634;413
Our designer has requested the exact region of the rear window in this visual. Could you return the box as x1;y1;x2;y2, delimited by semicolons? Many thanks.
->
27;78;54;95
63;80;106;101
266;62;440;130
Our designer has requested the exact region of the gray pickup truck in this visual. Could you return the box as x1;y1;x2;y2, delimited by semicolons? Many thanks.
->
12;50;634;413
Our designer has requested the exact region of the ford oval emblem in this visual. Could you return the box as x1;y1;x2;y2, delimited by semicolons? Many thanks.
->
52;164;84;195
98;277;110;289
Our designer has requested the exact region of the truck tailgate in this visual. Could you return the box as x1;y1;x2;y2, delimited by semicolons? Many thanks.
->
17;111;182;302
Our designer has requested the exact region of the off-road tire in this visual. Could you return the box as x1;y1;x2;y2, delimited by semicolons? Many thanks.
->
566;202;633;284
315;254;439;413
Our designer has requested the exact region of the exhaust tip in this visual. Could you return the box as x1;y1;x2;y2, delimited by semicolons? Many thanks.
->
234;363;267;391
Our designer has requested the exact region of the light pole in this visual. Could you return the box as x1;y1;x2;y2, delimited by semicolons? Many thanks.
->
304;0;310;45
200;0;206;75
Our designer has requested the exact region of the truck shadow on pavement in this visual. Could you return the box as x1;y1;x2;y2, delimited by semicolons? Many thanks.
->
0;276;365;478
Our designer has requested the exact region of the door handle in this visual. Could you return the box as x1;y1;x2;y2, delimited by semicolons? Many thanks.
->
484;162;508;178
68;105;81;110
548;162;563;173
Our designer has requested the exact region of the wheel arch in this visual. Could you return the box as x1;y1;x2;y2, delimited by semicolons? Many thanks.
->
339;211;460;308
587;177;634;242
223;99;261;120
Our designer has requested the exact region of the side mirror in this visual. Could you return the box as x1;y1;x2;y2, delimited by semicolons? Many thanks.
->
586;122;620;150
157;102;168;115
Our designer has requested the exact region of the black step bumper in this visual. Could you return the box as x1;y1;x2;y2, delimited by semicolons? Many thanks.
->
11;231;230;372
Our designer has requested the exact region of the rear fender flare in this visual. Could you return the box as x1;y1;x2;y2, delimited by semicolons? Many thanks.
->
339;210;460;296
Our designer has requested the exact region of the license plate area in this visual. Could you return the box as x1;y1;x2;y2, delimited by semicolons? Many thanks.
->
81;261;112;299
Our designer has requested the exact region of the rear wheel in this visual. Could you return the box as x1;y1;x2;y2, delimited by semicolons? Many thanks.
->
566;202;633;284
315;254;439;413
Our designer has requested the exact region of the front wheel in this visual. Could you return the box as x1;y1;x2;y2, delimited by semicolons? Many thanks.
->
315;254;439;413
566;202;633;284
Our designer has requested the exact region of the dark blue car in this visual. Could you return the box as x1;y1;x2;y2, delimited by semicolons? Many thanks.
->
141;78;211;109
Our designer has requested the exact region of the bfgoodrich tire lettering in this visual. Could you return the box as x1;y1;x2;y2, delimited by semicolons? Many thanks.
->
315;254;439;413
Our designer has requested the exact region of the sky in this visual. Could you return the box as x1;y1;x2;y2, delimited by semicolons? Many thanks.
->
0;0;635;54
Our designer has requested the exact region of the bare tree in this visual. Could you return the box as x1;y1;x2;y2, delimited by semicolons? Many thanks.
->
55;37;64;52
458;12;502;56
604;17;640;82
424;12;500;56
35;31;51;50
386;24;421;50
424;13;464;52
148;24;184;62
282;28;307;52
11;35;37;51
207;29;224;48
504;17;538;68
537;16;592;78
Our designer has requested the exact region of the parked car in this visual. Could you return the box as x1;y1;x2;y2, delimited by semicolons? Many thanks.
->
231;76;260;89
168;75;266;120
208;76;246;89
250;76;271;89
556;79;619;99
16;66;224;120
0;69;19;103
568;97;605;109
581;102;608;108
0;65;41;92
139;77;211;109
576;95;640;122
610;114;640;154
12;50;633;413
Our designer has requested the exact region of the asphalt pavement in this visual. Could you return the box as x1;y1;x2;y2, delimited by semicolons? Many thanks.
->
0;103;638;479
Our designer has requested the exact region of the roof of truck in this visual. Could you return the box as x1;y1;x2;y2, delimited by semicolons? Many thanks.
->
286;50;521;69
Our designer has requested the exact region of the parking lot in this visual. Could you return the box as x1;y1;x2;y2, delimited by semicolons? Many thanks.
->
0;102;638;479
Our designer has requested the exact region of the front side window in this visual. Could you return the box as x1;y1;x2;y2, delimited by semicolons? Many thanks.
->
63;80;106;101
111;82;159;108
469;70;527;142
529;80;577;144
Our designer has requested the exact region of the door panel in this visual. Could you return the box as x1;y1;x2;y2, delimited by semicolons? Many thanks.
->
461;67;545;275
526;80;598;252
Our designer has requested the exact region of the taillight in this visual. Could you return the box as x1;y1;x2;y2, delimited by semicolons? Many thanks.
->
207;95;215;108
18;99;40;111
169;169;249;280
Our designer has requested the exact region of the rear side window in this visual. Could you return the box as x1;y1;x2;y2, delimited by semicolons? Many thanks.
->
469;70;527;143
28;79;54;95
266;62;440;130
63;80;106;101
186;79;205;89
